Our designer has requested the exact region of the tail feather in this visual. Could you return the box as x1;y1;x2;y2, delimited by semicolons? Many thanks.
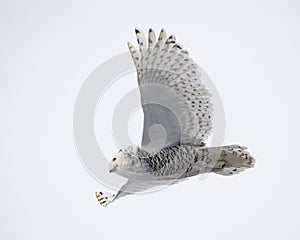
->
212;145;255;176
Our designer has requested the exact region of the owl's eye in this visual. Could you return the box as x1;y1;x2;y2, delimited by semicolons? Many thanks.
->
112;157;116;161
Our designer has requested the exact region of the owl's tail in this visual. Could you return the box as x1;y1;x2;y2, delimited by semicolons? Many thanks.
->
210;145;255;176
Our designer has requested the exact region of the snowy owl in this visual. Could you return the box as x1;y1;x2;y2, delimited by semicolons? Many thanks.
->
95;28;255;207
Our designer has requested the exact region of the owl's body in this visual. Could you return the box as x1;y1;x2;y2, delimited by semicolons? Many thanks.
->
112;144;199;179
113;144;254;180
96;144;255;206
95;28;255;207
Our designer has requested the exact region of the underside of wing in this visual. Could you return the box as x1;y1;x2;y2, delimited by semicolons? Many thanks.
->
128;28;214;151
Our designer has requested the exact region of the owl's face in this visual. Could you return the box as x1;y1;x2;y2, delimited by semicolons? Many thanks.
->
109;146;140;175
109;151;126;173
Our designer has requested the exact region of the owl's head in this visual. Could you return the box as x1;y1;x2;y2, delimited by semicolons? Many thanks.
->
109;145;143;176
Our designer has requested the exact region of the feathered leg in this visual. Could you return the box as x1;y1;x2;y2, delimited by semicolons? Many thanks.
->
95;180;136;207
95;179;162;207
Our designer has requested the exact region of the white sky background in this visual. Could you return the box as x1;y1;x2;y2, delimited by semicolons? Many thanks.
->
1;0;300;239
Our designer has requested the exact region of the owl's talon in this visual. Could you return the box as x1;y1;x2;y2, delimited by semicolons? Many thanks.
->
95;191;114;207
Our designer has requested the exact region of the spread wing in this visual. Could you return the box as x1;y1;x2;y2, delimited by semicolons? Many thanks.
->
128;28;213;151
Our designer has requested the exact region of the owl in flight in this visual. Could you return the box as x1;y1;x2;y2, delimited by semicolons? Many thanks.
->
96;28;255;206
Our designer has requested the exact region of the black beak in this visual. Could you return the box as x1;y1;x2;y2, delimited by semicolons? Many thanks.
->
109;166;116;173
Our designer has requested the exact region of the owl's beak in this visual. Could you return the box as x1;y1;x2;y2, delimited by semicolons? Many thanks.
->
109;165;117;173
